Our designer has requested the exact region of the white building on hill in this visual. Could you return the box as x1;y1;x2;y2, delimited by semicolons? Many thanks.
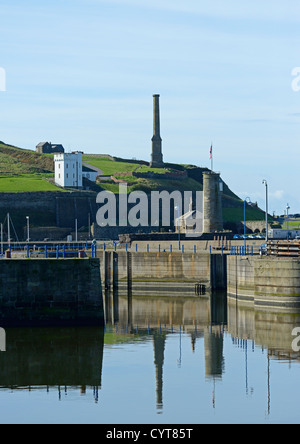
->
54;152;83;188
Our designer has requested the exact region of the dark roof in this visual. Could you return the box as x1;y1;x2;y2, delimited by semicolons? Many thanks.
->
82;165;98;173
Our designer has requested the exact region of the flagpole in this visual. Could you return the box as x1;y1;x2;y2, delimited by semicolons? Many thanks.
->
210;143;213;172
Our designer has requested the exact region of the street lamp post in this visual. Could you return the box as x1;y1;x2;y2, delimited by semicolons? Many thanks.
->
286;204;290;241
26;216;30;243
262;180;268;242
244;197;251;253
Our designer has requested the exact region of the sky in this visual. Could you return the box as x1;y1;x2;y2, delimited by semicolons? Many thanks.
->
0;0;300;214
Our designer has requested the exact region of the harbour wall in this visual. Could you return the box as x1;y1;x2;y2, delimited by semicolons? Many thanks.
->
101;251;226;295
227;255;300;310
0;258;104;326
101;250;300;310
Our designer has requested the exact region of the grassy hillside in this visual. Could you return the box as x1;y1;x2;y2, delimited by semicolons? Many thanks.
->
0;142;268;223
0;142;63;192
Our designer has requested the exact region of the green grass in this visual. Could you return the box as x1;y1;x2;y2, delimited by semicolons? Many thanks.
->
223;207;267;222
0;143;54;174
0;174;64;192
83;156;170;176
83;156;140;175
282;221;300;229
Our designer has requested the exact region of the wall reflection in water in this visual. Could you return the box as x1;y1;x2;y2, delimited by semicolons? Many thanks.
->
104;289;228;411
0;327;104;402
1;288;300;416
105;288;300;413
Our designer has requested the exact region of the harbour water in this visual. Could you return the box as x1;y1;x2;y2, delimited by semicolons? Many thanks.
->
0;290;300;424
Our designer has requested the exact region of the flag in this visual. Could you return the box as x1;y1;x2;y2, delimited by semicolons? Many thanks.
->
209;145;212;160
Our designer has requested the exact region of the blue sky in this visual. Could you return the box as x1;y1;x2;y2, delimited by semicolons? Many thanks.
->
1;0;300;214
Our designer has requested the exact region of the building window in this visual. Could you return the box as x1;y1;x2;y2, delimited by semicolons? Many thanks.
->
66;164;68;168
59;164;60;169
66;174;68;178
59;174;60;178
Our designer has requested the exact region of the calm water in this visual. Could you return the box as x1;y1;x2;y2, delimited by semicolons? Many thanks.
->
0;290;300;424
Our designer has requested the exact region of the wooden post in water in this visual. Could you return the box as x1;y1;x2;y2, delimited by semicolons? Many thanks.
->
127;251;132;327
104;251;111;290
112;251;118;290
127;251;132;293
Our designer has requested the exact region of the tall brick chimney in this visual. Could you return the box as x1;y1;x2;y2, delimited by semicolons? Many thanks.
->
150;94;164;168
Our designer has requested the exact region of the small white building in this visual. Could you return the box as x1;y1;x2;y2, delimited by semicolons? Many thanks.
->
268;228;300;240
54;152;83;188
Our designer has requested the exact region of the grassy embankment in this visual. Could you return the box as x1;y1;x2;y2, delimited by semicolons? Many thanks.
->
0;143;267;223
83;155;267;223
0;142;63;192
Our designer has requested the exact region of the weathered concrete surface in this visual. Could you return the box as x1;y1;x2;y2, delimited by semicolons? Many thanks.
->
227;255;300;310
0;258;104;326
254;257;300;309
101;251;212;295
227;255;255;305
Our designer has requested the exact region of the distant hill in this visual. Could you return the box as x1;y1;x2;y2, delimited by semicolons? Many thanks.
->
82;154;267;225
0;142;268;225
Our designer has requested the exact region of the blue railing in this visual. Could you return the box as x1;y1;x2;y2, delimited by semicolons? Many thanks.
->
0;241;265;257
0;242;98;259
230;245;264;255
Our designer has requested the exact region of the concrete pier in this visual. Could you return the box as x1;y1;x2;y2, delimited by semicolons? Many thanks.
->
0;258;104;326
100;249;300;311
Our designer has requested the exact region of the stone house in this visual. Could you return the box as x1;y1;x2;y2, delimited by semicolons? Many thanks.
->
36;142;65;154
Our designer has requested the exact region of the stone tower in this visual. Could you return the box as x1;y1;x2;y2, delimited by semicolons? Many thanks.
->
203;172;223;233
150;94;164;168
